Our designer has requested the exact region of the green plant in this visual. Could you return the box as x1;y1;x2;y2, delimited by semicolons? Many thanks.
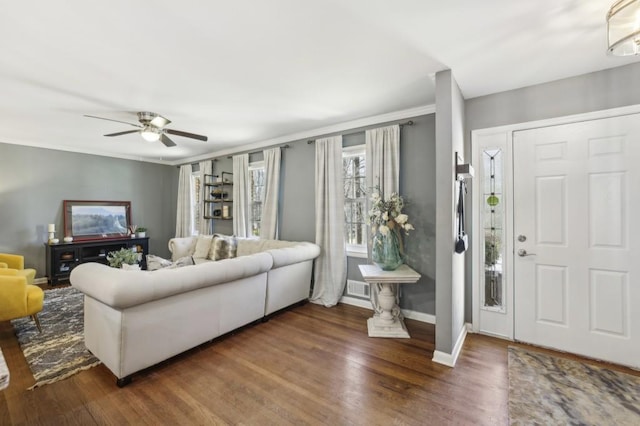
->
107;248;139;268
136;227;147;232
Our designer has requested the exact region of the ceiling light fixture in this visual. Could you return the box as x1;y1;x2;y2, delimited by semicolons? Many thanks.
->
607;0;640;56
140;127;160;142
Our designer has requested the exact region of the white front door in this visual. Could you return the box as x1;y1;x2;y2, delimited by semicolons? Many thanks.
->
513;114;640;368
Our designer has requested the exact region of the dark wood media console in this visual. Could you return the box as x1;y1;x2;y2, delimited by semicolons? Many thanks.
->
45;237;149;285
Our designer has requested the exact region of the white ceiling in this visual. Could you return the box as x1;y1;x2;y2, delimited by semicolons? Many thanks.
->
1;0;637;165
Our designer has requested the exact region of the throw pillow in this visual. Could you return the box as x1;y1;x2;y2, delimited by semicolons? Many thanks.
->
193;235;214;259
209;234;238;260
146;255;195;270
166;256;195;269
146;254;173;271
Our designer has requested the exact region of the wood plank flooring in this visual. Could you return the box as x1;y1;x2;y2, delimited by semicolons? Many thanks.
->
1;301;637;425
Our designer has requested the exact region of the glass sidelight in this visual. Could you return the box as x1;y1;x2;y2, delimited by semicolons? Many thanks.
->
482;149;504;310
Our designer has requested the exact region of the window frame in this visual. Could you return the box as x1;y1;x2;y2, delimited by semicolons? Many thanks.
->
343;145;368;258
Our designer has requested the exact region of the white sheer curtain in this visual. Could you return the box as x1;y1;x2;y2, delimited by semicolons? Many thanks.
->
261;147;281;239
198;160;213;235
175;164;193;238
232;154;250;237
365;124;400;314
365;124;400;197
311;136;347;307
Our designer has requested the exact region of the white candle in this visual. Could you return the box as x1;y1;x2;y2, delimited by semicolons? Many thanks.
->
48;224;55;232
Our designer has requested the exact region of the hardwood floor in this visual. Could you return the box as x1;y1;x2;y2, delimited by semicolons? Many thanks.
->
1;302;636;425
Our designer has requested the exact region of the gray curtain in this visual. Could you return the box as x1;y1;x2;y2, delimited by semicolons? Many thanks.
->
232;154;250;237
175;164;193;238
261;147;281;239
311;136;347;307
198;160;213;235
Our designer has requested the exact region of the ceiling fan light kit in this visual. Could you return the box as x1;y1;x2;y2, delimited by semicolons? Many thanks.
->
141;127;161;142
85;111;208;147
607;0;640;56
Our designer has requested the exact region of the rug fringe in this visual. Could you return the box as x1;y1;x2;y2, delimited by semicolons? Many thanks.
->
28;361;102;391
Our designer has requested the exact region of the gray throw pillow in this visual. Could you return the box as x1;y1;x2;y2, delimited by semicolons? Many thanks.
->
209;234;238;260
146;254;173;271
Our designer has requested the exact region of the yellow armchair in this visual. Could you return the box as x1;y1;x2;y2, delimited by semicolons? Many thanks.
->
0;253;36;285
0;269;44;332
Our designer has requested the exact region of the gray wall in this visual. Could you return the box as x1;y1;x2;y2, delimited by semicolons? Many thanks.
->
263;114;437;314
0;143;178;276
466;62;640;132
435;69;466;356
464;61;640;321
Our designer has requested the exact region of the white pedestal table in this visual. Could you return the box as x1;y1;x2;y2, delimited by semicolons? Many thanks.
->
358;263;421;338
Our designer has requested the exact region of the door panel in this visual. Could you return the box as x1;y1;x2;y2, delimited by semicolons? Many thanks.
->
514;114;640;369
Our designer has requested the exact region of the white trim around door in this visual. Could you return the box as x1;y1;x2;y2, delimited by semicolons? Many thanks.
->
471;103;640;341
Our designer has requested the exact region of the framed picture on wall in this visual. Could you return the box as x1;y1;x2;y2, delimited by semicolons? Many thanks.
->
63;200;131;241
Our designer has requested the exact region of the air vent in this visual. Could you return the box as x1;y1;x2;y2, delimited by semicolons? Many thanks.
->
347;280;370;298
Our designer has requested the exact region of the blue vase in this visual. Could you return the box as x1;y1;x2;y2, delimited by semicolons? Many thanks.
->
372;230;404;271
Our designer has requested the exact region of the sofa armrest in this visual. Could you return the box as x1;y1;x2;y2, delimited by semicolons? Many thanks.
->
0;254;24;270
268;242;320;268
168;237;196;261
71;252;274;309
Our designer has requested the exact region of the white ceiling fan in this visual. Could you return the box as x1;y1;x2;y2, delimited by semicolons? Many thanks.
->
85;112;208;147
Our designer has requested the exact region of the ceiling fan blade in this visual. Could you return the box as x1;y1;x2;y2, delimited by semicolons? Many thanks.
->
165;129;208;141
104;130;140;137
160;133;177;147
84;115;142;128
150;115;171;128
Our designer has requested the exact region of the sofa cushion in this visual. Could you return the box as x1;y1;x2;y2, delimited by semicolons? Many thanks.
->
193;235;213;259
236;238;298;257
209;234;238;260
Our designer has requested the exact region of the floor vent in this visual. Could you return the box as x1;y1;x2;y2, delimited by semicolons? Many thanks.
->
347;280;370;298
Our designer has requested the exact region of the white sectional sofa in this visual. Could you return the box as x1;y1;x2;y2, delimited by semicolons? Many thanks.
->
71;237;320;386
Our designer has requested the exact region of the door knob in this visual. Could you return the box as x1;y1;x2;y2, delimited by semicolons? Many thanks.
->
517;249;535;257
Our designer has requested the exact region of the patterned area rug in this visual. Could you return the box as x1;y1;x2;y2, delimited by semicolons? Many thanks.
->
508;346;640;425
11;286;100;390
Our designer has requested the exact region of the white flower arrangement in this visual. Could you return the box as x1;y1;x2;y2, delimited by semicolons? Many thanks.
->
368;189;415;237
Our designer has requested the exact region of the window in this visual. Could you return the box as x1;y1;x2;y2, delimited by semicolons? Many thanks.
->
343;145;367;255
249;161;265;237
482;148;504;311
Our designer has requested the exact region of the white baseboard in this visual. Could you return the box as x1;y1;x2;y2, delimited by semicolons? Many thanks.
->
340;296;372;310
339;296;435;324
432;324;468;367
34;277;48;285
403;310;436;324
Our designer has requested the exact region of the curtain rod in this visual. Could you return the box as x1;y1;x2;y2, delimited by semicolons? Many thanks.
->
306;120;414;144
176;143;290;167
226;144;290;159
